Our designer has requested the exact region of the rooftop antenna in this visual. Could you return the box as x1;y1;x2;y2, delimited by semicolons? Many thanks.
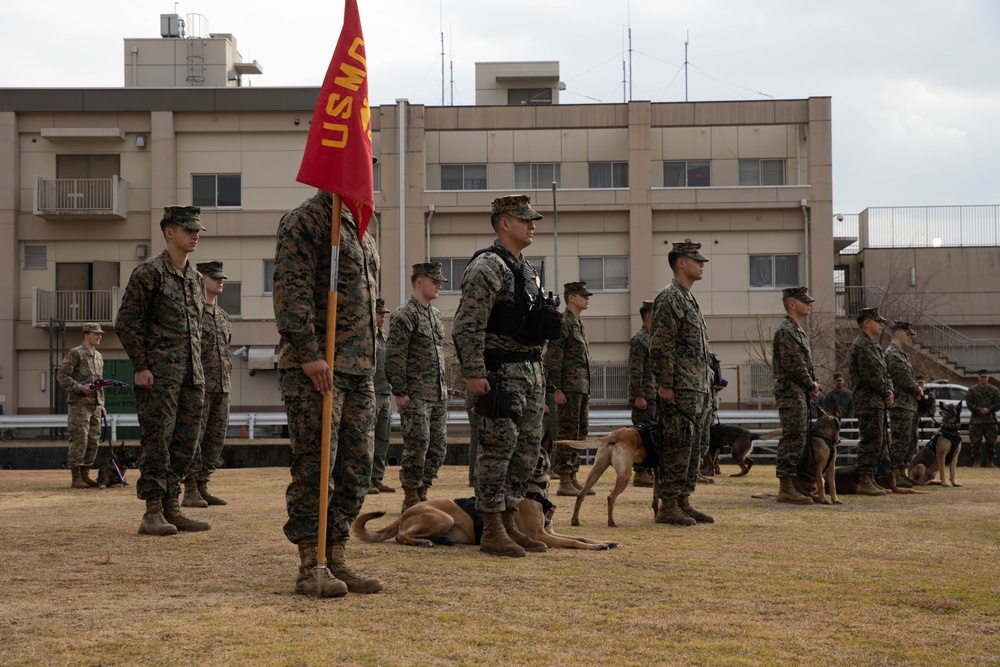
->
449;28;454;105
684;30;690;102
627;1;633;102
621;27;627;103
440;1;445;106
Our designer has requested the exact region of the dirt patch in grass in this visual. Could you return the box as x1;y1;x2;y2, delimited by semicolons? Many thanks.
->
2;465;1000;666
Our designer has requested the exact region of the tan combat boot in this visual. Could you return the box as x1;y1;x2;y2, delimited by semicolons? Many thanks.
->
678;495;714;523
197;480;227;506
777;477;813;505
655;498;697;526
71;467;89;489
971;454;980;468
294;544;347;598
79;466;99;488
633;469;655;488
857;473;888;496
137;497;179;536
401;488;421;512
570;471;595;495
182;480;208;508
327;542;383;593
501;509;547;552
556;472;577;496
480;512;526;557
417;486;428;502
373;480;395;493
894;467;913;489
162;496;212;531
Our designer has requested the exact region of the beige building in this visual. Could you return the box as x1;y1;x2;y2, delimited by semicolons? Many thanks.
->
0;41;836;415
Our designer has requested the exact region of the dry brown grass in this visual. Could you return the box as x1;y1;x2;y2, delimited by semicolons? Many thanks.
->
2;463;1000;667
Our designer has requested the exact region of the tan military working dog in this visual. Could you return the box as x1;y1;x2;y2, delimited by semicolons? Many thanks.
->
910;402;964;488
351;441;619;551
791;403;842;505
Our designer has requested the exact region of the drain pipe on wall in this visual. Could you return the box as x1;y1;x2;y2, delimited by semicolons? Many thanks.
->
800;198;810;289
397;98;407;303
426;204;434;261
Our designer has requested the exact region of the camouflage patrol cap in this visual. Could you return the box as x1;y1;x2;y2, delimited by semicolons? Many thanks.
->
162;205;206;231
82;323;105;334
781;286;815;303
375;298;390;313
978;369;990;377
856;307;888;325
833;372;844;380
196;261;227;279
491;194;543;221
640;299;655;315
890;321;916;336
564;281;594;297
671;239;709;262
412;261;448;283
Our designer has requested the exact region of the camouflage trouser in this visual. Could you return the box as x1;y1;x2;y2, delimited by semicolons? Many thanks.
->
889;407;917;470
475;361;545;514
66;400;102;468
186;391;230;483
398;397;448;490
134;376;204;501
631;397;659;427
543;390;558;443
968;422;998;464
774;388;808;479
279;368;374;545
371;393;392;484
467;406;481;483
554;392;589;474
657;390;711;500
855;408;887;476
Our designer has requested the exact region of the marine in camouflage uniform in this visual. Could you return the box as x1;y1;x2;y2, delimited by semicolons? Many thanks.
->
386;262;449;510
544;281;592;495
771;287;821;505
821;374;855;420
453;194;549;557
115;205;210;534
628;300;657;487
649;239;715;525
885;321;919;487
57;322;106;488
369;298;395;494
273;191;382;596
182;261;233;507
966;370;1000;467
849;307;894;496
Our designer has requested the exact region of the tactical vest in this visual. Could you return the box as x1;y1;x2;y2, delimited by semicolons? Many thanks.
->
470;246;559;346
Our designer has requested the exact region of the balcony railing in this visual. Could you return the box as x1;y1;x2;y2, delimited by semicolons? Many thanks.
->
33;288;122;328
33;176;128;219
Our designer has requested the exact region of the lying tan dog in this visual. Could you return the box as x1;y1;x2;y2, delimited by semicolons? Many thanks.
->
834;454;927;495
910;402;963;488
351;441;618;551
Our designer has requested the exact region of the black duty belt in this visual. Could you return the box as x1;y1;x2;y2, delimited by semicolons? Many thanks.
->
484;349;542;371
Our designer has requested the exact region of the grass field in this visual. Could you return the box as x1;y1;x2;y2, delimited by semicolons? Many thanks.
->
2;463;999;667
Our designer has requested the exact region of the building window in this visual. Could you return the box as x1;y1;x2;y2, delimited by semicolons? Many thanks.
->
263;259;276;295
749;254;799;289
663;160;711;187
514;163;561;190
373;163;381;193
24;244;47;270
588;162;628;188
440;164;487;190
738;159;785;186
216;281;241;317
508;88;552;105
579;256;629;291
430;257;471;292
192;174;241;208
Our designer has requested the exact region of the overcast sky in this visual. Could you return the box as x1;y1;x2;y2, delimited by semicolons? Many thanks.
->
2;0;997;214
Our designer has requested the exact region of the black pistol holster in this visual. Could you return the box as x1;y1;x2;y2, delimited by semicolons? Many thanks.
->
475;372;517;420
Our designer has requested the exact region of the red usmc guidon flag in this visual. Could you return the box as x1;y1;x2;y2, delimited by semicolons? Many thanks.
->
296;0;374;239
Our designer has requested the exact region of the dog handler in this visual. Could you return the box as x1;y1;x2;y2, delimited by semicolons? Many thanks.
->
885;321;920;487
453;194;555;557
628;300;658;487
771;287;821;504
849;307;894;496
649;239;715;525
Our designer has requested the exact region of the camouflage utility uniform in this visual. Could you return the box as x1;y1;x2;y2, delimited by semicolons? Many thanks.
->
453;239;545;515
650;278;713;501
57;339;105;469
372;310;393;488
273;193;378;548
187;298;232;487
849;333;893;476
544;306;591;473
116;250;205;502
885;343;919;472
386;294;448;492
772;315;817;479
628;325;657;426
966;382;1000;466
821;389;854;420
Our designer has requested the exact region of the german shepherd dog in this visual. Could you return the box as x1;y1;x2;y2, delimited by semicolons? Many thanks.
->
701;424;782;478
834;452;927;495
350;435;619;551
909;402;963;487
96;442;138;488
793;403;842;505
